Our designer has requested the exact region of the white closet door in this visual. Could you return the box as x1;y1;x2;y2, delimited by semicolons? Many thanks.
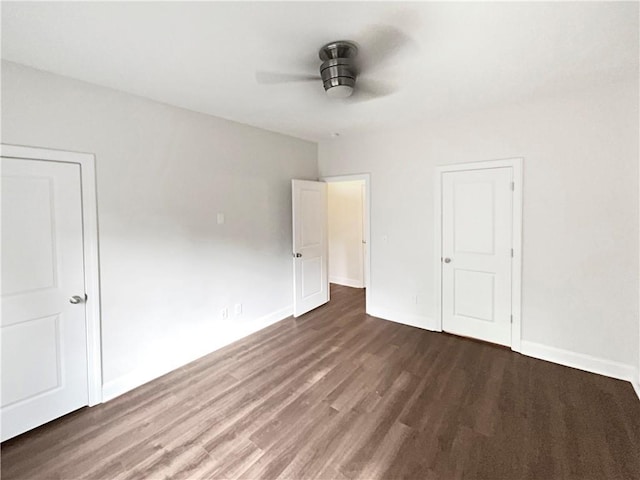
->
441;167;513;346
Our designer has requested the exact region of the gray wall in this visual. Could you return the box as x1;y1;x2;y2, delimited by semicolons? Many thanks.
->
319;80;639;373
2;61;318;397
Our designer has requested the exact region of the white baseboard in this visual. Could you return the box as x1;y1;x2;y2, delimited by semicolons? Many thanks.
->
366;304;438;332
632;379;640;402
256;305;294;325
329;276;364;289
102;348;210;403
362;308;639;401
102;305;293;402
520;340;637;384
102;305;638;404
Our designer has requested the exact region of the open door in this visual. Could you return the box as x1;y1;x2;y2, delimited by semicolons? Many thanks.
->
292;179;329;317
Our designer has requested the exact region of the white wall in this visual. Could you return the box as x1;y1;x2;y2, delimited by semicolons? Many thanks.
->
328;181;364;288
319;80;640;377
3;61;639;396
1;61;318;399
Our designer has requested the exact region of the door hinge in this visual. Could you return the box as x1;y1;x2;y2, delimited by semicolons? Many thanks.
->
511;248;514;258
510;314;513;323
511;181;515;191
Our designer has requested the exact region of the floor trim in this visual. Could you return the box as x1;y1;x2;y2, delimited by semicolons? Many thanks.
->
367;304;437;332
521;340;636;383
329;276;364;289
7;284;638;478
633;379;640;401
102;305;293;401
366;307;637;400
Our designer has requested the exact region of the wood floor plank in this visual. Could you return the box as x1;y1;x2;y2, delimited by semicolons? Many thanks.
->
2;284;639;479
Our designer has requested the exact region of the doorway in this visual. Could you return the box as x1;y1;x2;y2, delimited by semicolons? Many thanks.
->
435;158;523;351
291;174;370;317
327;180;366;289
324;174;370;310
1;145;102;441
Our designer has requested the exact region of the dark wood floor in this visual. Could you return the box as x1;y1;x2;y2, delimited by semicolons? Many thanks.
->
2;285;640;479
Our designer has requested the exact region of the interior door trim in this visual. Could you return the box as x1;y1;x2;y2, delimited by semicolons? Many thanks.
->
320;173;371;314
434;158;523;352
1;143;103;405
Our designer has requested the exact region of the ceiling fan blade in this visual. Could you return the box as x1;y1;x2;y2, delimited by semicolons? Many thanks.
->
348;79;397;103
355;24;418;73
255;71;321;85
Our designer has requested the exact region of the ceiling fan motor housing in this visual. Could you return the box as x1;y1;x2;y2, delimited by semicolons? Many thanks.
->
319;41;358;97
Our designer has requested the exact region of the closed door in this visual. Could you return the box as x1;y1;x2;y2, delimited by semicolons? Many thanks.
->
1;158;89;441
441;167;513;346
292;179;329;317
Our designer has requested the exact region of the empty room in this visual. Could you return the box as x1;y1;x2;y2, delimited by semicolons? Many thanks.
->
1;1;639;479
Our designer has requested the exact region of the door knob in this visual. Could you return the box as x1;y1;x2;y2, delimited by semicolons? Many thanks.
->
69;295;84;304
443;258;452;264
293;253;302;258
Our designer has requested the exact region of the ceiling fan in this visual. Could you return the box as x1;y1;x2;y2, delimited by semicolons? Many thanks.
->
255;26;414;102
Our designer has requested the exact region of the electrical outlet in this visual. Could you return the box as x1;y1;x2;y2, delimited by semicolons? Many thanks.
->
221;307;228;320
234;304;242;316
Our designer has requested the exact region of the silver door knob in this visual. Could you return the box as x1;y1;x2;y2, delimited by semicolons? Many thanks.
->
443;258;452;264
69;295;84;304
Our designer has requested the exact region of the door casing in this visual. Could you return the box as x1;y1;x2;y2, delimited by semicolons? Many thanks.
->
321;173;371;313
1;144;103;405
434;158;523;352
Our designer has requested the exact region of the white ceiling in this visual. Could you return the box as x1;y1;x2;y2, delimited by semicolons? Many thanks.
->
2;2;638;142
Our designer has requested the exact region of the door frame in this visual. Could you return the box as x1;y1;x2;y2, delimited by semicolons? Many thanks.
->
1;144;103;405
320;174;371;311
434;158;523;352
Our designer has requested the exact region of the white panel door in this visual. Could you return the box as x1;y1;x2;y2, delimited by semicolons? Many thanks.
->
292;179;329;317
1;158;89;441
442;167;513;346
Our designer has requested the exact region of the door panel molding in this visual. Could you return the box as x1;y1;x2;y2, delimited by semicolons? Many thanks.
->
1;144;103;405
292;179;329;317
434;158;523;352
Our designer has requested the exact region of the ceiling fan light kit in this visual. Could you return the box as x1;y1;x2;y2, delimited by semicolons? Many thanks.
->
319;41;358;98
255;35;395;102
